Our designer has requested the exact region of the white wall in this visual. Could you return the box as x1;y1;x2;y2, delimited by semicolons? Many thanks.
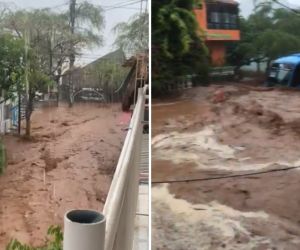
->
0;97;13;134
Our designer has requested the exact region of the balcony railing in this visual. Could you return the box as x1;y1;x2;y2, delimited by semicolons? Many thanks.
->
103;85;148;250
63;85;148;250
207;22;238;30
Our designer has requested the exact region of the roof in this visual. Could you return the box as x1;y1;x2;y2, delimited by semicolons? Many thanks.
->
83;48;126;70
275;54;300;65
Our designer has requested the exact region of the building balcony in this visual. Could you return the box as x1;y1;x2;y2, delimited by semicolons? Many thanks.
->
195;0;240;41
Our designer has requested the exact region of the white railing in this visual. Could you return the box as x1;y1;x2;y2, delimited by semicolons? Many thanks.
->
63;85;148;250
103;85;148;250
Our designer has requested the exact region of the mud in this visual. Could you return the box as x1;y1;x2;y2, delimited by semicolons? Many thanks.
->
0;103;126;248
152;84;300;250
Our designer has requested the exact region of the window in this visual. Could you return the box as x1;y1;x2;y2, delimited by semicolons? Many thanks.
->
206;3;239;30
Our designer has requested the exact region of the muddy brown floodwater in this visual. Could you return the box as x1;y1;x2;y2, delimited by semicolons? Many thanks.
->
0;103;127;248
152;84;300;250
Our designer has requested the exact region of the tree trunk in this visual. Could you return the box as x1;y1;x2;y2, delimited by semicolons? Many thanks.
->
56;82;60;107
25;92;34;137
256;61;261;73
266;59;272;72
234;65;242;81
25;114;31;137
56;67;62;107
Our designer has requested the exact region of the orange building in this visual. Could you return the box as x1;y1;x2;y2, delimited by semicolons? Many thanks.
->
194;0;240;66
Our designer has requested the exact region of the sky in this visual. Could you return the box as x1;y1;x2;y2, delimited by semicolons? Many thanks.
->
237;0;300;17
0;0;145;65
0;0;298;65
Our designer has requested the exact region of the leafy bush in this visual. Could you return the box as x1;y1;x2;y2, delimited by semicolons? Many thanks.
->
6;226;63;250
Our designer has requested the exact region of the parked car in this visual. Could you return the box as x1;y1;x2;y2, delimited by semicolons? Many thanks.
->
267;53;300;87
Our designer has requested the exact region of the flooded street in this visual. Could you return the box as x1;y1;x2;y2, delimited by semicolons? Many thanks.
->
0;103;127;248
152;84;300;249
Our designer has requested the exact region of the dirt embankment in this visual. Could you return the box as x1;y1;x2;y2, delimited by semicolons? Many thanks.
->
152;84;300;250
0;103;127;248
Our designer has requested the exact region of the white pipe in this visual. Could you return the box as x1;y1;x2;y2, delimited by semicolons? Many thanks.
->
64;209;106;250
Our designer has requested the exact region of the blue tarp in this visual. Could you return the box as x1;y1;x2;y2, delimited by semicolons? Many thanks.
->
275;54;300;66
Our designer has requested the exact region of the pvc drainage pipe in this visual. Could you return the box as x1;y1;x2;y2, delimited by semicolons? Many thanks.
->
63;209;106;250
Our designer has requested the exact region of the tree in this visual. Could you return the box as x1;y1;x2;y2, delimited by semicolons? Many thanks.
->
228;1;300;74
0;34;25;99
152;0;208;94
255;29;300;68
92;61;128;102
66;0;105;106
2;3;105;107
25;67;53;137
2;9;69;100
0;3;105;134
113;12;149;55
22;42;54;137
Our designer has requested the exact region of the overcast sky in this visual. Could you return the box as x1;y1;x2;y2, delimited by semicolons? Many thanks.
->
0;0;298;65
0;0;144;65
237;0;300;17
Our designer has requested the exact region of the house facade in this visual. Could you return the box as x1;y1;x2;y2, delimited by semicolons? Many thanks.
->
195;0;240;66
61;49;128;102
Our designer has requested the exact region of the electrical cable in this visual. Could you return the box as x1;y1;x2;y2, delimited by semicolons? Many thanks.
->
104;0;144;11
152;165;300;184
101;0;141;9
272;0;300;14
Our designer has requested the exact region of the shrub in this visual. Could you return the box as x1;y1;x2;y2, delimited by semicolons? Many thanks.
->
6;226;63;250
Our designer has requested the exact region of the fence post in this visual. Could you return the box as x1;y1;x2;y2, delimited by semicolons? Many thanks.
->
63;209;106;250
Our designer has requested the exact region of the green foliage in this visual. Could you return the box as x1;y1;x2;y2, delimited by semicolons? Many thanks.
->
0;34;25;98
255;29;300;60
94;61;128;89
1;3;104;83
6;226;63;250
153;0;200;58
113;12;149;55
228;1;300;72
0;2;105;132
152;0;208;94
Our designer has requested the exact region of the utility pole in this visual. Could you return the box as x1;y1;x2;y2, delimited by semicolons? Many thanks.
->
69;0;76;107
18;87;21;135
24;19;31;137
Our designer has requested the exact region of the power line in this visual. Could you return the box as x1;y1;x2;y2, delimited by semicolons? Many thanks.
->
272;0;300;14
152;165;300;184
101;0;140;9
21;0;140;12
104;0;143;11
22;2;69;11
